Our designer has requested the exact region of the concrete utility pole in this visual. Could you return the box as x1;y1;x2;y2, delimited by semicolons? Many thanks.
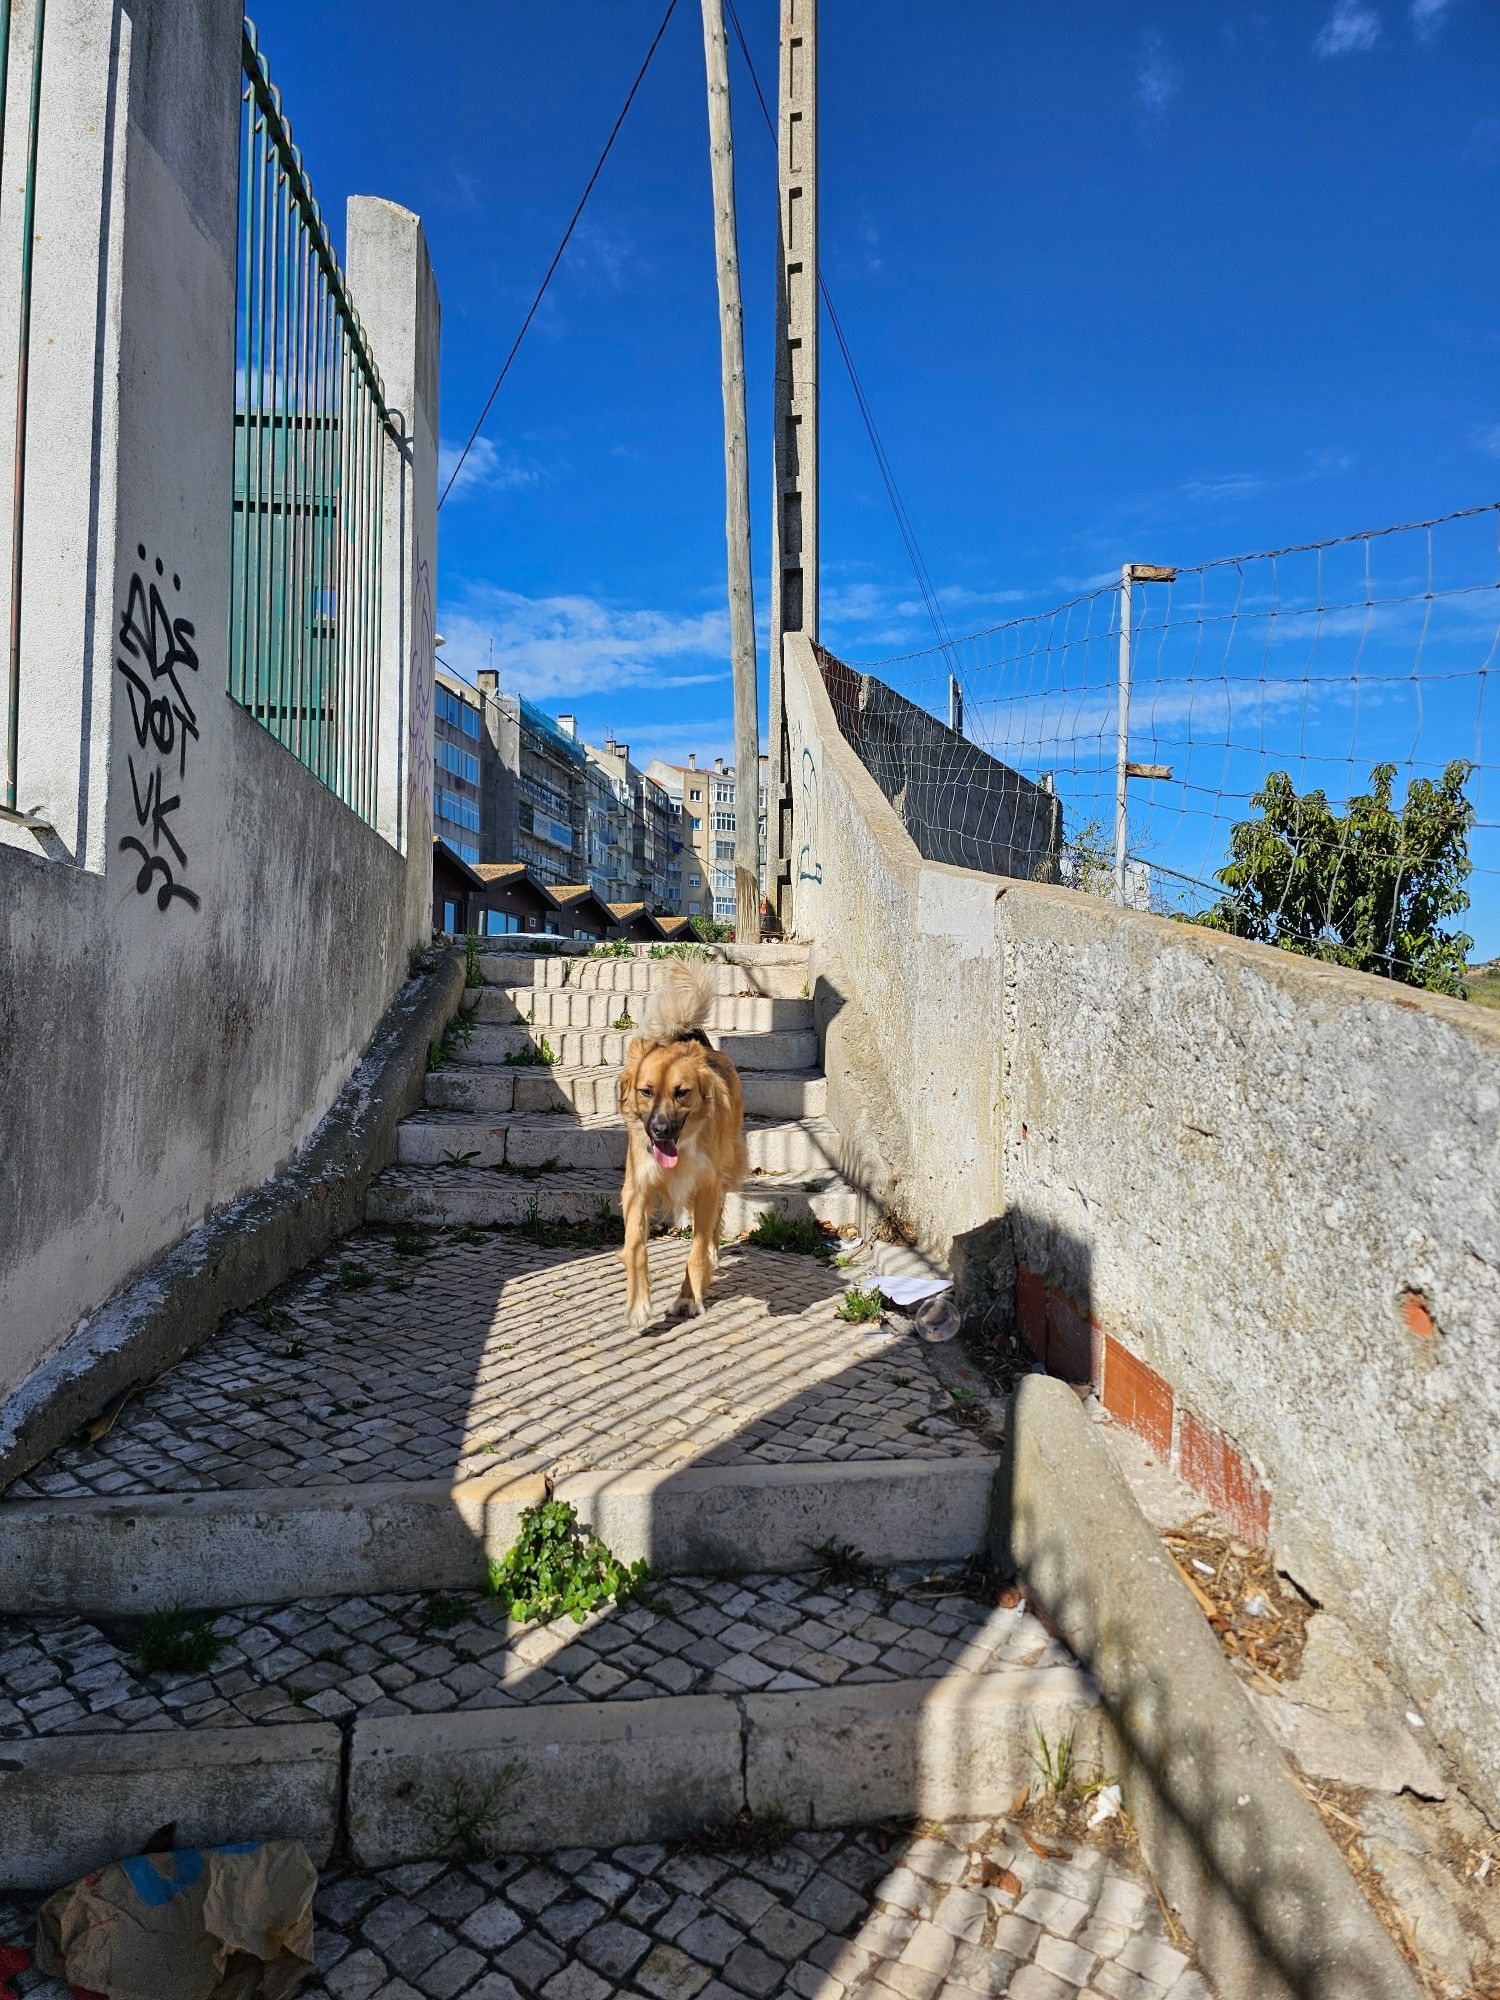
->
700;0;761;943
770;0;817;926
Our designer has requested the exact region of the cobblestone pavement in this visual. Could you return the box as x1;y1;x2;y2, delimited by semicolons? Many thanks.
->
0;1568;1071;1740
0;1818;1215;2000
7;1237;986;1503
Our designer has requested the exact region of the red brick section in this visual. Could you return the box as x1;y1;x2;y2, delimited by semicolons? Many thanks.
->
1179;1409;1272;1548
1016;1267;1047;1361
1101;1335;1175;1459
1045;1286;1102;1389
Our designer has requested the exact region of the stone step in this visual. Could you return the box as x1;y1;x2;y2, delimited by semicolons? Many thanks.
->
396;1112;842;1178
483;957;811;998
0;1562;1094;1887
364;1164;860;1234
454;1023;820;1073
474;987;814;1034
424;1063;829;1121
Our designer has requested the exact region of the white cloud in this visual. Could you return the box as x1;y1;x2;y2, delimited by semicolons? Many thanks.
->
1314;1;1382;56
1135;30;1180;124
437;583;732;700
1473;421;1500;457
1410;0;1454;38
437;435;539;502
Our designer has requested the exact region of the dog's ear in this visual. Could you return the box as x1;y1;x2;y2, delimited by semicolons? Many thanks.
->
618;1035;657;1119
697;1054;735;1135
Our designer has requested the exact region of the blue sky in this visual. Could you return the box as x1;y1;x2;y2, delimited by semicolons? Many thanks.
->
252;0;1499;947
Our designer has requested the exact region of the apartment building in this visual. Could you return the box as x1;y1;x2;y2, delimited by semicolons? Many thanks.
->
475;670;586;887
646;751;768;924
580;731;682;912
432;665;484;864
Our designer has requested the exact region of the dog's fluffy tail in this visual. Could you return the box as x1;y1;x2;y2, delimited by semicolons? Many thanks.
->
641;959;716;1040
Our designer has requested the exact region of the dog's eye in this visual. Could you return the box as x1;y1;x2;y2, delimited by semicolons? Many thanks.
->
639;1085;654;1099
674;1086;688;1100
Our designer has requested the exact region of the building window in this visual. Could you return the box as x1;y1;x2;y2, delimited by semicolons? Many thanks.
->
690;817;702;832
714;841;734;861
483;909;518;936
436;739;481;786
436;786;481;834
713;812;735;832
689;787;702;802
441;898;461;933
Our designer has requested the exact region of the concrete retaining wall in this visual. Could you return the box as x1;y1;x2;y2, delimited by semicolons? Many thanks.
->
785;633;1500;1817
0;0;439;1406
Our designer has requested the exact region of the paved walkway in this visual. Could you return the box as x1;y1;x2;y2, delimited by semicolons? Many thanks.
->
0;1817;1213;2000
8;1234;985;1503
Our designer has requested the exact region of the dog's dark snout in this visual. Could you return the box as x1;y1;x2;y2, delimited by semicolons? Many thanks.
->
646;1110;682;1145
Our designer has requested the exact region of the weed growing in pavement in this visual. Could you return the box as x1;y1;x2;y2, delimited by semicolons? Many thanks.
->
250;1303;291;1332
503;1035;558;1067
804;1539;877;1588
690;1806;797;1860
426;1001;478;1072
612;1009;635;1030
484;1500;656;1625
744;1210;832;1257
408;938;445;977
1032;1723;1077;1796
392;1233;433;1258
496;1155;564;1182
450;1225;488;1245
278;1339;308;1361
464;933;483;987
422;1767;523;1862
133;1610;224;1676
511;1195;623;1249
649;943;710;961
422;1595;468;1631
836;1285;885;1324
590;939;634;958
336;1261;377;1291
440;1148;481;1168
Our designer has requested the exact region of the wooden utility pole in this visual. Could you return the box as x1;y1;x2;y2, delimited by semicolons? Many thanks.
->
700;0;761;943
771;0;817;928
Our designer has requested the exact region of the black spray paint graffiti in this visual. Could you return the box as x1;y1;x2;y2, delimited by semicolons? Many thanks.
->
116;546;201;912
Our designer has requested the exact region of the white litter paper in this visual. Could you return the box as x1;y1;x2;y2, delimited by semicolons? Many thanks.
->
875;1273;953;1307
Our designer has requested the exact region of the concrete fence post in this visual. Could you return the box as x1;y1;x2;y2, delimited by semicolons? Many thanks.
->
345;196;440;953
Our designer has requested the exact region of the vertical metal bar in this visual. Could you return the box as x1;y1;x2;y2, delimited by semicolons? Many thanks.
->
230;83;251;706
287;183;306;763
6;0;46;812
359;385;377;821
948;673;963;737
334;330;352;807
1114;563;1133;907
249;103;270;719
276;152;293;753
370;397;385;827
262;140;282;738
311;266;330;786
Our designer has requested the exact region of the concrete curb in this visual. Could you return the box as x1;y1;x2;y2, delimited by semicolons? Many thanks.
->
0;1457;995;1615
559;1457;996;1574
346;1668;1097;1865
0;1724;343;1892
0;951;467;1494
993;1375;1422;2000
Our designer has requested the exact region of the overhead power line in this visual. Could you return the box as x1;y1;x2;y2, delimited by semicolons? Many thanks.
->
722;0;958;668
438;0;681;511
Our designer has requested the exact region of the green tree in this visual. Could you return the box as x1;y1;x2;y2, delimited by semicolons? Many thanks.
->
1195;760;1475;997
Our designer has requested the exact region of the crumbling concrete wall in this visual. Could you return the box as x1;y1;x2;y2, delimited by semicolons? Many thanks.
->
786;632;1500;1818
0;0;438;1404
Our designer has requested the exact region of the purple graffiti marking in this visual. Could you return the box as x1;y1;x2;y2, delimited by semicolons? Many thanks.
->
117;545;201;912
408;550;434;815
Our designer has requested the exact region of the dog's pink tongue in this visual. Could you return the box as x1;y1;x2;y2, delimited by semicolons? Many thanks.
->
651;1141;679;1171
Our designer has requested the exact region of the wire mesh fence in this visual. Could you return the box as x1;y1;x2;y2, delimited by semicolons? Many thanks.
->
229;21;401;828
839;503;1499;993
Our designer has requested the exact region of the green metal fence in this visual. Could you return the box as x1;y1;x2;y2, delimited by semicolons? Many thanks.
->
2;0;48;821
230;21;400;828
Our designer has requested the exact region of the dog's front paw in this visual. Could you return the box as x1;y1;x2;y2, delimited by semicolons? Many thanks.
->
670;1292;706;1320
627;1300;653;1332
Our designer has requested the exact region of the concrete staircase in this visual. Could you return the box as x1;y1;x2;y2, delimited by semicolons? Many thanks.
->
0;943;1110;1902
367;944;859;1238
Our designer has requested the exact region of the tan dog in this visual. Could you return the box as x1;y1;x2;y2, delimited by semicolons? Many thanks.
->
617;960;748;1330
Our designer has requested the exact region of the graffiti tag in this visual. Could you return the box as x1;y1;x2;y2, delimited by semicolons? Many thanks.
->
408;550;434;817
116;546;201;911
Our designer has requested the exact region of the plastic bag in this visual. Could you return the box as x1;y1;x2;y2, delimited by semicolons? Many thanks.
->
36;1840;315;2000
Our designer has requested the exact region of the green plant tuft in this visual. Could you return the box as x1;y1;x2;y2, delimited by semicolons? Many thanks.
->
836;1285;885;1323
744;1210;831;1257
464;932;483;987
511;1194;623;1249
804;1539;876;1588
590;939;634;958
485;1499;656;1625
503;1034;558;1068
336;1261;376;1291
1032;1723;1077;1796
690;1806;796;1859
392;1232;433;1258
133;1609;224;1676
427;1001;478;1072
422;1767;522;1861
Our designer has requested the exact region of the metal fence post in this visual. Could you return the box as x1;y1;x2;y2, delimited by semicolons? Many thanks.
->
1114;564;1132;906
948;673;963;737
1115;562;1177;907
